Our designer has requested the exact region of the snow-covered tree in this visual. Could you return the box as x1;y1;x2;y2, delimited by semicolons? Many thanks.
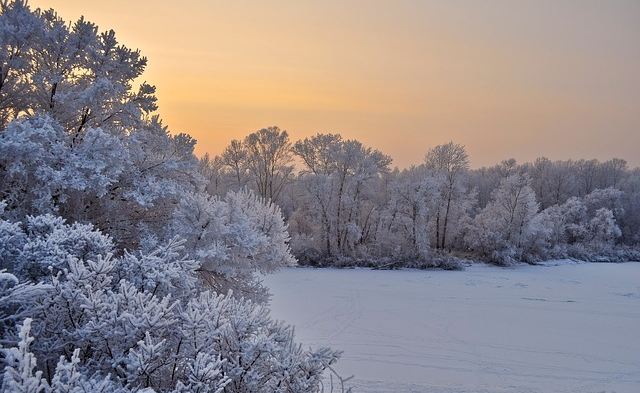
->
424;142;471;250
220;139;249;191
589;208;622;245
244;127;294;203
465;173;538;264
524;188;629;261
291;133;391;262
0;116;124;217
0;114;201;250
170;189;295;302
211;127;294;204
384;166;436;258
0;1;202;251
0;0;156;133
0;0;42;127
619;169;640;245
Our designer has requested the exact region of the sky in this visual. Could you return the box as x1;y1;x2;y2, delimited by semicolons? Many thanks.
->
31;0;640;168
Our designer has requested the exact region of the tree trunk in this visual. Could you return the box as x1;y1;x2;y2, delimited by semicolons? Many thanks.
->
442;191;452;249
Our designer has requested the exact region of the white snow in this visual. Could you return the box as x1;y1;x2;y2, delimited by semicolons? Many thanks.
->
265;262;640;393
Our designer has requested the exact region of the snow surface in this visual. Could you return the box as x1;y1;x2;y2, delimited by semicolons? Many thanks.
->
264;262;640;393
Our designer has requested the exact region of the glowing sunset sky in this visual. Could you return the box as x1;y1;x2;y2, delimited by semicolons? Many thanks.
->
32;0;640;167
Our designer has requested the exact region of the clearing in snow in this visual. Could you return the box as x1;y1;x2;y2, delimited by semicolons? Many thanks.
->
265;262;640;393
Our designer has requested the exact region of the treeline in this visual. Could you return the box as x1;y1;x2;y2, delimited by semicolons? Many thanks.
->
203;128;640;268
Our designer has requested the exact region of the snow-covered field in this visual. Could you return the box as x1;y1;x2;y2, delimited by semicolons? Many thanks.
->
264;262;640;393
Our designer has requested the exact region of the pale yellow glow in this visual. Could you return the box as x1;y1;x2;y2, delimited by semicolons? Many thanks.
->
30;0;640;167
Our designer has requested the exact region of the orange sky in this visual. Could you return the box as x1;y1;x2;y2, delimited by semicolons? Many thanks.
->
31;0;640;168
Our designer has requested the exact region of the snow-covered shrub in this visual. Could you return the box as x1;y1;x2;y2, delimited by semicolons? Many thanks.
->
20;214;115;280
170;189;295;302
2;318;55;393
1;318;145;393
0;211;114;280
0;213;340;392
0;270;51;340
0;212;26;270
520;190;626;262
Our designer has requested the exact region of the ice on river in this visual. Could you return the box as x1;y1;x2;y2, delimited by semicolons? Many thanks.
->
264;262;640;393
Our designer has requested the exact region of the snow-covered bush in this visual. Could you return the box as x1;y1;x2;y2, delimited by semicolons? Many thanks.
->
170;189;295;302
521;190;626;262
0;211;114;280
0;213;340;392
2;318;137;393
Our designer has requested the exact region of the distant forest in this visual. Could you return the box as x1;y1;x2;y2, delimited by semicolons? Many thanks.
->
202;129;640;268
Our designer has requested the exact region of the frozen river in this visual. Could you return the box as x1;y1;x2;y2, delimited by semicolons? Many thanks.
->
264;262;640;393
